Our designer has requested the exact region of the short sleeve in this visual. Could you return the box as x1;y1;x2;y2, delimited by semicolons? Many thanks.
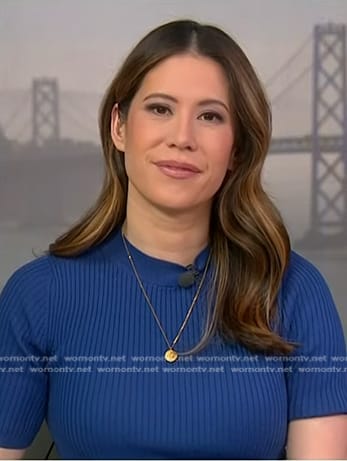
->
282;252;347;421
0;257;52;449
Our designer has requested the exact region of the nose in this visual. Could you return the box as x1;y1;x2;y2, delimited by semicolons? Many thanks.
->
167;112;198;151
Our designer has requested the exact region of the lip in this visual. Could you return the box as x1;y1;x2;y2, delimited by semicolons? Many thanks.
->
154;160;202;173
154;160;202;180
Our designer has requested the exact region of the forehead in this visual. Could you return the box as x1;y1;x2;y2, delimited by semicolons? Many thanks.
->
135;53;229;101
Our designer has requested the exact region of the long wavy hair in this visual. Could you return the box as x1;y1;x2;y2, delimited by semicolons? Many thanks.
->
48;20;295;354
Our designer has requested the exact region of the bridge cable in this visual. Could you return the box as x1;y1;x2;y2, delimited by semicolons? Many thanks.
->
1;91;30;133
265;34;312;88
271;64;312;107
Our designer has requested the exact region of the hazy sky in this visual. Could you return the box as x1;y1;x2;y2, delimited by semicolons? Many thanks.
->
1;0;346;91
0;0;346;137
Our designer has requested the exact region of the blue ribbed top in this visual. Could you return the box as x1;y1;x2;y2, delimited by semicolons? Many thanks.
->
0;228;346;459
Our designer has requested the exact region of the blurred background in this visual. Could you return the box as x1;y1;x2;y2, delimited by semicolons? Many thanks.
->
0;0;346;458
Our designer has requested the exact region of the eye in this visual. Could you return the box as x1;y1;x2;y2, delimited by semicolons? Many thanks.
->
199;112;224;123
145;103;172;116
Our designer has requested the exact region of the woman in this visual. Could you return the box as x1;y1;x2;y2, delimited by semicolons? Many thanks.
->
0;19;346;460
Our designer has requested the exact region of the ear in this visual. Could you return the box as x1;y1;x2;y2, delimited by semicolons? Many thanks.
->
111;103;126;152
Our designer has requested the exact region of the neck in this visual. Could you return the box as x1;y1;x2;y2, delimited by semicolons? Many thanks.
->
123;197;211;267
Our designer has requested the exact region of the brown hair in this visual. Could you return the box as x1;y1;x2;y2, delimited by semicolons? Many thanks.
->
47;19;295;354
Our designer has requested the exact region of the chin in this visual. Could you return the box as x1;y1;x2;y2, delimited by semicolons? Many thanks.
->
150;196;211;215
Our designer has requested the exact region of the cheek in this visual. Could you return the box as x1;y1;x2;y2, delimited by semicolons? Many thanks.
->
207;131;234;172
124;119;144;153
123;118;160;178
125;112;163;154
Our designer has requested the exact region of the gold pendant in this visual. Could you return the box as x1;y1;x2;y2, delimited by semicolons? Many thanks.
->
164;349;178;363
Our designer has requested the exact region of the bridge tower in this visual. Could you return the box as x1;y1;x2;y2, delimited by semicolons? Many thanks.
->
28;78;64;226
301;24;347;248
32;78;60;147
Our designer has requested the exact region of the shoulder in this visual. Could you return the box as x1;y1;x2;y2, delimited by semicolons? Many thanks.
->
0;255;56;353
283;250;326;286
0;250;83;312
1;254;53;297
0;255;56;322
278;250;343;339
1;233;122;304
280;250;332;305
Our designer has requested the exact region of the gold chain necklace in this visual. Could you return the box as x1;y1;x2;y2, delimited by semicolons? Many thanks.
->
121;232;211;363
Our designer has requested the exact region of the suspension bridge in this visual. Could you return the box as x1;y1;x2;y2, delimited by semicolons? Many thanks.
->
0;23;346;250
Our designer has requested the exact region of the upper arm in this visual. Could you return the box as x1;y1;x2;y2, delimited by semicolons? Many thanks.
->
286;415;347;459
282;253;347;421
280;253;347;458
0;447;27;460
0;259;51;451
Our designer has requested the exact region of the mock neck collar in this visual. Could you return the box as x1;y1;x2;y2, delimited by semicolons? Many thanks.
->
100;227;211;287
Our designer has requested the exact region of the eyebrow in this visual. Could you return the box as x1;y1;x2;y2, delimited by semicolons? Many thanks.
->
143;92;230;113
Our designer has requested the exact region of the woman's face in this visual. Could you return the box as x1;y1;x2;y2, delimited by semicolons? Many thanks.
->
112;53;234;216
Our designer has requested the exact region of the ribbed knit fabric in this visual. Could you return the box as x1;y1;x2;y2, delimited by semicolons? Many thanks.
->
0;228;346;459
